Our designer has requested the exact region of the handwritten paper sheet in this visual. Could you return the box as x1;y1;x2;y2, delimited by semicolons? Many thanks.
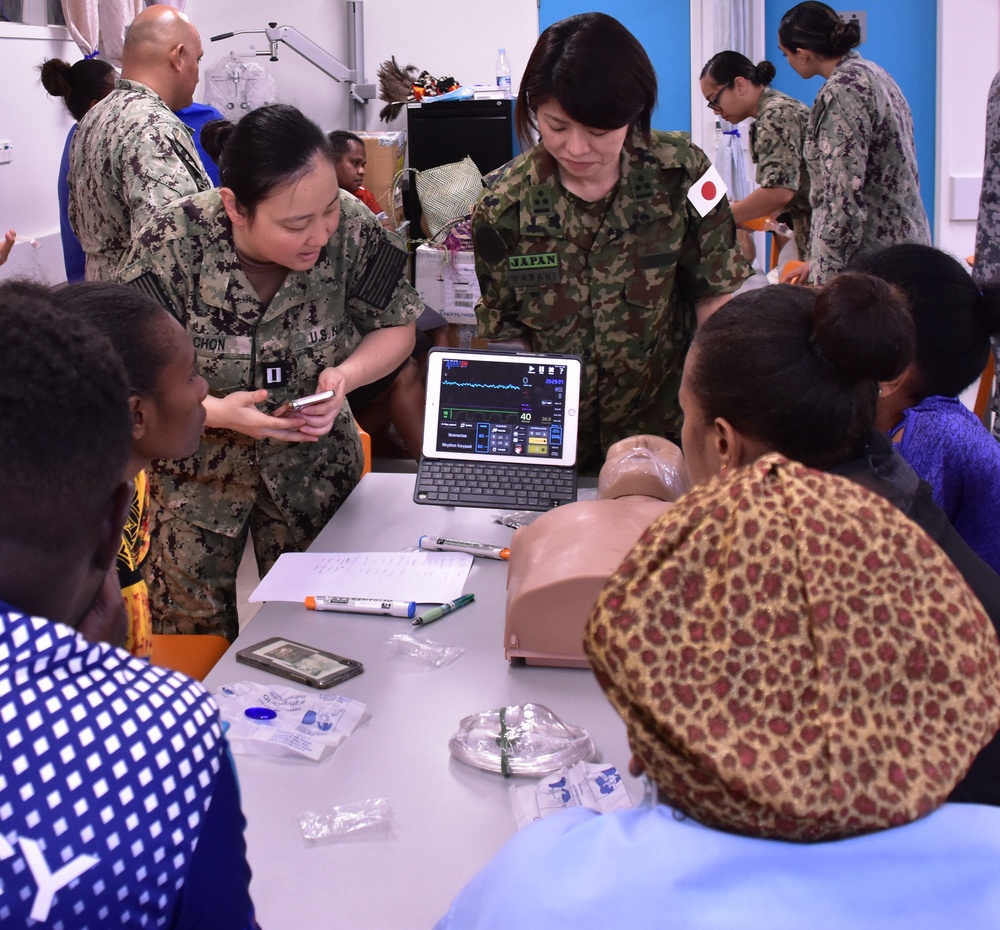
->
248;551;474;604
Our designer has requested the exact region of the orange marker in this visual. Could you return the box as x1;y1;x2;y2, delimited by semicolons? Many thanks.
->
418;536;510;560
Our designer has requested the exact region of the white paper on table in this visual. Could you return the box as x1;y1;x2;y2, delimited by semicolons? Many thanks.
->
510;761;634;830
213;681;367;762
248;551;473;604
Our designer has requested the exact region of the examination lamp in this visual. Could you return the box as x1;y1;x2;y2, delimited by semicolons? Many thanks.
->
210;1;376;129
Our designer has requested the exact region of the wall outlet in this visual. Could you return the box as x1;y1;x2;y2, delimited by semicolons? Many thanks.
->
0;141;12;165
838;10;867;43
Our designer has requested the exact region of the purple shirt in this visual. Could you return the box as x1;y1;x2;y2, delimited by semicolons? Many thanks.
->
892;395;1000;574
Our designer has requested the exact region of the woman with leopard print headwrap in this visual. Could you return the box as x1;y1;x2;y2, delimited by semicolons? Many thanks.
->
437;455;1000;929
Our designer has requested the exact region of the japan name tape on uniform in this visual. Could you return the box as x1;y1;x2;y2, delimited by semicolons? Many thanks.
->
687;164;728;217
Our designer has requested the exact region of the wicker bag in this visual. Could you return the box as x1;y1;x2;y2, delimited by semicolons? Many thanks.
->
402;156;485;241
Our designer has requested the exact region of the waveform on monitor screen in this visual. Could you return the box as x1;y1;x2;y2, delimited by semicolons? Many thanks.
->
441;379;522;390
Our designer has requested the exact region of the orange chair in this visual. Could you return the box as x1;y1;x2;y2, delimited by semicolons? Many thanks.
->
357;423;372;477
151;634;230;681
973;357;996;429
150;428;371;683
742;216;791;272
781;260;808;284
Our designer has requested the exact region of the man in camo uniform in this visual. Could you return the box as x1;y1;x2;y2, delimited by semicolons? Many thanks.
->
804;50;930;284
473;133;752;475
118;188;420;640
973;70;1000;439
69;5;211;281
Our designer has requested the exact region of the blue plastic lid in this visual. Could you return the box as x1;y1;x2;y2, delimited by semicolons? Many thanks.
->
245;706;277;721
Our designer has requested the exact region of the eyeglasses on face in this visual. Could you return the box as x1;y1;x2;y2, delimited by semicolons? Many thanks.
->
706;83;732;112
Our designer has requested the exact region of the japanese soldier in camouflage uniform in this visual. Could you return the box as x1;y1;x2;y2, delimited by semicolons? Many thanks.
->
69;5;211;281
472;14;751;474
117;105;420;640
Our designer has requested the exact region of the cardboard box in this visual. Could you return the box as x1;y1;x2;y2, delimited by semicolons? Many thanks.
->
414;244;480;326
353;130;406;224
442;250;479;325
414;243;447;317
448;324;478;348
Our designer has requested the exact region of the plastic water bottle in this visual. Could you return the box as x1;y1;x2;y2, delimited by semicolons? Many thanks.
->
496;48;512;97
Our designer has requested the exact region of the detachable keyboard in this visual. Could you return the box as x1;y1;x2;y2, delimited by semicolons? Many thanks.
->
414;459;578;511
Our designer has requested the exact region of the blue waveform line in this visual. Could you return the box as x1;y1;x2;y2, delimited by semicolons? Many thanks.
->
441;379;521;390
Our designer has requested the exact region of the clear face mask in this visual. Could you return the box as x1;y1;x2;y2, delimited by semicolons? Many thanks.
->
598;438;690;501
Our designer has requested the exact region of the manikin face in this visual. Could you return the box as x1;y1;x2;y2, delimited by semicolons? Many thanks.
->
226;154;342;272
534;99;629;191
334;140;367;195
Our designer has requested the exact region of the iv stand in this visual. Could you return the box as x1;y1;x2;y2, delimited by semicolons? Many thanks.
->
210;1;376;129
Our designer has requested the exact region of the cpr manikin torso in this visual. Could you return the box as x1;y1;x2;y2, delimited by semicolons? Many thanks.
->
504;436;689;667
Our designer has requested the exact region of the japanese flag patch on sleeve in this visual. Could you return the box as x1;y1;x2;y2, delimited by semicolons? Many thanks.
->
687;164;728;217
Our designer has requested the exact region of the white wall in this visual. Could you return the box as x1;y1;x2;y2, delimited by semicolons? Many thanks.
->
1;1;996;285
0;23;82;284
188;0;539;133
936;0;1000;262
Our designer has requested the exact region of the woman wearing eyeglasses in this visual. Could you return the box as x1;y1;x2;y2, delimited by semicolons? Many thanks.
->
778;1;930;284
700;52;811;263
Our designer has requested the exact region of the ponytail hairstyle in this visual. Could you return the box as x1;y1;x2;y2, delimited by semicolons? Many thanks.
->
850;243;1000;397
778;1;862;58
39;57;116;121
201;104;336;220
700;51;776;88
686;275;914;468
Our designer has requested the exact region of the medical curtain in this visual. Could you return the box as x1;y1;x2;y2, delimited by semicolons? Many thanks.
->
711;0;755;201
60;0;185;66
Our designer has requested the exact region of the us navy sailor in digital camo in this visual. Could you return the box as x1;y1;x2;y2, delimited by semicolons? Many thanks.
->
0;279;257;928
117;104;420;642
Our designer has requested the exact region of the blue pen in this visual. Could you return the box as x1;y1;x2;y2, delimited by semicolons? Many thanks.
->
412;593;475;627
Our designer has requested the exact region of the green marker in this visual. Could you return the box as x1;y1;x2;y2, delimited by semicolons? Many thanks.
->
412;593;475;627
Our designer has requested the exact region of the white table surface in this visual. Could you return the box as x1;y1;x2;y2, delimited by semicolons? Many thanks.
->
204;472;637;930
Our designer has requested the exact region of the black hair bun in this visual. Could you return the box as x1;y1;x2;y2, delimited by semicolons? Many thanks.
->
200;119;235;165
755;60;777;85
811;272;914;383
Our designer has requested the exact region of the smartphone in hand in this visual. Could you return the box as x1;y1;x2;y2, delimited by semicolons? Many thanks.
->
273;389;335;418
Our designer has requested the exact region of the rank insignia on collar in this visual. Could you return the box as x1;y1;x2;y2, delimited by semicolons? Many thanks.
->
528;185;554;215
629;169;655;201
